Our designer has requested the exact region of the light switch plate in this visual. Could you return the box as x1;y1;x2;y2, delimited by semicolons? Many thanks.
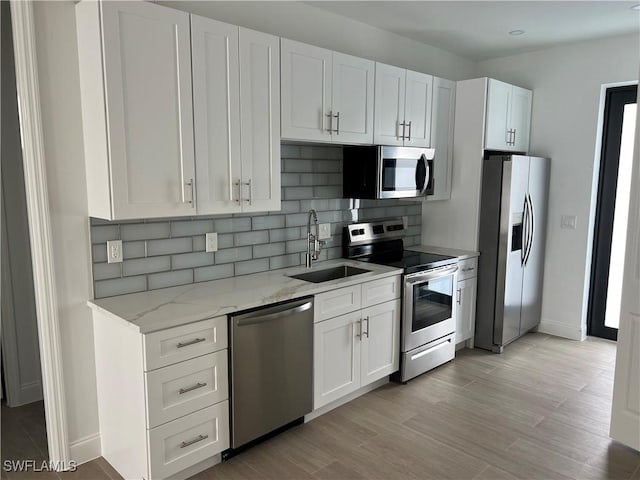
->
561;215;577;230
106;240;123;263
205;232;218;252
318;223;331;240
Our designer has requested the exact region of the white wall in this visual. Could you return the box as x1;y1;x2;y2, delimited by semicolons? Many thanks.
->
33;1;100;462
159;1;476;81
476;33;640;340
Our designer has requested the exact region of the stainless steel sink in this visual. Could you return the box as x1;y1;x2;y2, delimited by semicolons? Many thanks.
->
289;265;371;283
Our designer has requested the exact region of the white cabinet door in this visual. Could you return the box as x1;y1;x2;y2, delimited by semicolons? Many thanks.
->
484;78;512;151
191;16;241;215
404;70;433;148
360;300;400;386
374;63;406;146
314;311;361;409
456;277;477;344
100;1;195;219
427;77;456;201
510;86;532;153
331;53;375;144
281;39;332;142
239;28;281;212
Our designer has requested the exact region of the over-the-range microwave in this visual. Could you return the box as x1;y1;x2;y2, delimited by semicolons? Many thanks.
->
343;145;435;199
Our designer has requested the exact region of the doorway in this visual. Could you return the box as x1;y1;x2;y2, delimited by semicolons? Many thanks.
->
587;84;638;341
1;0;48;466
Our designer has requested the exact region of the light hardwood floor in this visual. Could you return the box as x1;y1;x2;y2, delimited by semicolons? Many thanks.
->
3;333;639;479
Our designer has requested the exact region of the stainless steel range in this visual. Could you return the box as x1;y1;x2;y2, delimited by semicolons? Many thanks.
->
344;218;458;382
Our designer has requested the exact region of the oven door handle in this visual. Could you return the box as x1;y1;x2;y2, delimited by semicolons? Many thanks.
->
405;265;458;284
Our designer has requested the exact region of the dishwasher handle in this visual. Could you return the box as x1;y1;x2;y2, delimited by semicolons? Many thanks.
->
234;299;313;327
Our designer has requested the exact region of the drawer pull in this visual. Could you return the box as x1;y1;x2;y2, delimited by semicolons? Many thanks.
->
178;382;208;395
176;337;206;348
180;434;209;449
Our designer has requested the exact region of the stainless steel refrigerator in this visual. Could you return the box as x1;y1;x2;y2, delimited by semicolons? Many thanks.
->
475;154;550;352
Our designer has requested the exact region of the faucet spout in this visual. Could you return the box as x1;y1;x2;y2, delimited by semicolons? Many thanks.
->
305;209;323;268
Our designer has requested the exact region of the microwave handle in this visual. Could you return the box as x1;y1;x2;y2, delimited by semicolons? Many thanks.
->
416;154;427;192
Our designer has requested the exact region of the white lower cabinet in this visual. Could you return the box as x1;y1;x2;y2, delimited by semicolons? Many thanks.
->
92;314;229;480
455;257;478;345
313;276;401;409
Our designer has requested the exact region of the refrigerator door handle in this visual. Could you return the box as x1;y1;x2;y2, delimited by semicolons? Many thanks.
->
525;193;535;265
521;196;528;265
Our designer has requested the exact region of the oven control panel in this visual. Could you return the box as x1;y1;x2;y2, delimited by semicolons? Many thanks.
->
346;218;407;245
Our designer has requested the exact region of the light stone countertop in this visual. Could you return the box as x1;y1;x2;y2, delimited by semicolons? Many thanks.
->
88;259;402;334
406;244;480;260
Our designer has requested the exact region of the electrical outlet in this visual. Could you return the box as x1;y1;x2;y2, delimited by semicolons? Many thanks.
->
205;232;218;252
106;240;123;263
318;223;331;240
561;215;577;230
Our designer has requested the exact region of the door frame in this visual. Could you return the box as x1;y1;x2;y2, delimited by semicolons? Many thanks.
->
583;80;638;340
9;0;71;470
587;83;637;340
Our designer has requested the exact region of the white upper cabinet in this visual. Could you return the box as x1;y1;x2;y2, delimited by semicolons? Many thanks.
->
281;39;374;144
427;77;456;201
238;28;281;212
485;79;532;152
374;63;433;147
192;17;280;215
76;1;196;220
191;16;241;215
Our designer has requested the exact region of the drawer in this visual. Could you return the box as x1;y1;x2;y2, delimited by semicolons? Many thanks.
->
314;284;362;323
361;276;401;307
146;351;228;428
148;401;229;479
144;317;227;371
457;257;478;281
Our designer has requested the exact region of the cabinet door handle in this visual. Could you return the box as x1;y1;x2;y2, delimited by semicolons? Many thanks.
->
462;267;475;272
234;179;242;204
512;129;517;146
179;382;207;395
506;129;511;145
457;288;461;305
176;337;206;349
363;316;369;338
333;112;340;135
180;434;209;449
184;178;194;205
243;179;252;206
399;121;406;140
355;319;362;339
326;111;333;132
406;121;412;142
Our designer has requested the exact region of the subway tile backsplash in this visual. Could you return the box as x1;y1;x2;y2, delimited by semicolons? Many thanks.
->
90;145;423;298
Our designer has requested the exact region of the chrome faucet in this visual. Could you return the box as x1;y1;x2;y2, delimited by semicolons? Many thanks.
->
306;209;325;268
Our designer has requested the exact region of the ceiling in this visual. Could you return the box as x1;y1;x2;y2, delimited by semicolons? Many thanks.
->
306;1;640;61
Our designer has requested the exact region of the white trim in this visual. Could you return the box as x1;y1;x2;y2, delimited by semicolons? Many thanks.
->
538;317;585;341
582;80;639;338
9;0;71;471
69;433;101;465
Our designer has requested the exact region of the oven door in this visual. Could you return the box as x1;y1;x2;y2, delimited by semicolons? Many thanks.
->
402;264;457;352
378;146;434;199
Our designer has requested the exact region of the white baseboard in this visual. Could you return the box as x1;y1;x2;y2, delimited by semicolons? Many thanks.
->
69;432;101;466
538;318;585;341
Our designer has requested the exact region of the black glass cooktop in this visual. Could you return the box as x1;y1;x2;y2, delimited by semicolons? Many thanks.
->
359;250;457;274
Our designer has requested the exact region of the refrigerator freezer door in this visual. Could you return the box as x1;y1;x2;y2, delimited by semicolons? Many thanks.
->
496;155;529;347
520;156;549;333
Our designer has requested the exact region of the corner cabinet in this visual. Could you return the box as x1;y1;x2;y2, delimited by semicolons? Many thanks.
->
374;63;433;147
485;78;532;153
313;276;401;409
426;77;456;201
76;1;196;220
280;39;375;145
191;16;280;214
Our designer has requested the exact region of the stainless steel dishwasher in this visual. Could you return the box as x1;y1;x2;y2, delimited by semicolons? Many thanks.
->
229;296;313;450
